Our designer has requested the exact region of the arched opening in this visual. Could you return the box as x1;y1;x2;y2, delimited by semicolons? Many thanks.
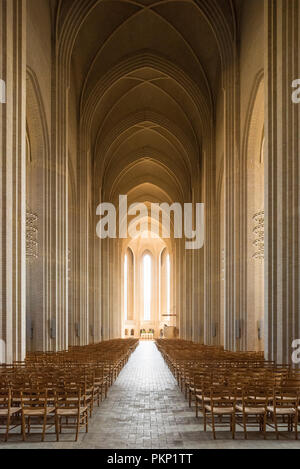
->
122;222;172;339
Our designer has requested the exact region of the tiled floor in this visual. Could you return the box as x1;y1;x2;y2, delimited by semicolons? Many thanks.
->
2;341;300;449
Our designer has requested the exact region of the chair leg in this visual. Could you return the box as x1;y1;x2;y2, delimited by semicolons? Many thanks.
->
232;413;236;440
42;414;47;442
212;413;216;440
274;414;279;440
243;413;247;440
263;414;267;440
203;406;207;432
5;414;11;442
86;411;89;433
22;414;26;441
55;416;60;442
75;417;80;442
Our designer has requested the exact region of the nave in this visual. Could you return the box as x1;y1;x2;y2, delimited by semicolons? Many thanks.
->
2;0;300;370
1;1;300;452
2;342;300;449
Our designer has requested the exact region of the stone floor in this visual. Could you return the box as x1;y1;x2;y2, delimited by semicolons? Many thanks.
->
2;341;300;449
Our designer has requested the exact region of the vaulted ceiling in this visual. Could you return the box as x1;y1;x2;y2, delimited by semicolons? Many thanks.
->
56;0;237;213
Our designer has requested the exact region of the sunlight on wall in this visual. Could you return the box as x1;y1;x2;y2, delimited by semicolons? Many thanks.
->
124;254;128;321
143;254;152;320
166;254;170;314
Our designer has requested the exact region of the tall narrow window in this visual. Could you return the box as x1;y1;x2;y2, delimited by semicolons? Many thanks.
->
166;254;170;314
124;254;128;320
143;254;151;320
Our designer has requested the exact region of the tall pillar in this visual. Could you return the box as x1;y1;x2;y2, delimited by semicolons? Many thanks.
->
174;241;181;337
93;233;102;343
111;240;122;338
49;49;69;351
224;75;239;351
0;0;26;363
101;237;110;340
185;250;192;340
178;240;186;339
77;144;90;345
203;139;219;346
265;0;300;364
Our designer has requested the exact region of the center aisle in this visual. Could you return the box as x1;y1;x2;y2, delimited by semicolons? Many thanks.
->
82;341;296;450
84;341;196;449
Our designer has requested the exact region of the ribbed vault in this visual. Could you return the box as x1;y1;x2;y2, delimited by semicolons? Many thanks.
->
4;0;299;367
53;0;237;343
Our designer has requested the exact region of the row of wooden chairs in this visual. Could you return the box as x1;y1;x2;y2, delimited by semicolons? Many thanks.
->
156;339;300;440
197;385;299;440
0;338;138;442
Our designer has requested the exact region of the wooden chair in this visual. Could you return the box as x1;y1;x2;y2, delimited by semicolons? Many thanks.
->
94;366;108;402
195;378;213;418
204;387;236;439
267;387;299;440
80;374;94;417
54;387;88;442
236;387;269;439
21;388;54;441
0;387;21;441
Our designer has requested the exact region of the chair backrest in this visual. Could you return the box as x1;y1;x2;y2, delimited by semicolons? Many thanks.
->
210;386;236;408
0;386;11;410
55;386;84;409
21;387;48;410
242;386;270;408
273;387;299;409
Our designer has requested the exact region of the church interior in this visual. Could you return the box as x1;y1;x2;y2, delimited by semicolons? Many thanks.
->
0;0;300;449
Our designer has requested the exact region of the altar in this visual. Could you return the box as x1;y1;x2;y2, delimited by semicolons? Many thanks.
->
140;332;154;340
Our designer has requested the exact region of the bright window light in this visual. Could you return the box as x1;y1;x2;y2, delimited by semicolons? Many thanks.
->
143;254;151;320
166;254;170;314
124;254;128;321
